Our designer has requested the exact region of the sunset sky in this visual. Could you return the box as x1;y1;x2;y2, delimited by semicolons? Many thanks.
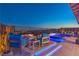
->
0;3;79;28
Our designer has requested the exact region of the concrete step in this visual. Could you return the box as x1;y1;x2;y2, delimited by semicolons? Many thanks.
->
40;44;60;56
32;43;63;56
32;43;57;56
45;45;62;56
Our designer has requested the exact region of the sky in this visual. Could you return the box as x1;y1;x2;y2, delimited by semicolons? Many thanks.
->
0;3;79;28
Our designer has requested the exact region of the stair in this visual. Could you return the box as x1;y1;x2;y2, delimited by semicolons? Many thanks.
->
46;45;62;56
32;43;63;56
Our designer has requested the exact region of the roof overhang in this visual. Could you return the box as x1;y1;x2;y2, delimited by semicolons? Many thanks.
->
70;3;79;24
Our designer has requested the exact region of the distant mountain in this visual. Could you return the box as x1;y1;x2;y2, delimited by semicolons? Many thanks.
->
15;26;48;31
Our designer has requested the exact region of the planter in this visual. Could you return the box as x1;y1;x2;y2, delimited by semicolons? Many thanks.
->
76;39;79;44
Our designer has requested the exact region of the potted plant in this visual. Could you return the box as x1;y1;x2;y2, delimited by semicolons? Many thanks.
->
76;35;79;44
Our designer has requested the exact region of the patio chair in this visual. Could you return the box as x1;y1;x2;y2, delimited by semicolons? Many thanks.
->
42;33;50;46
